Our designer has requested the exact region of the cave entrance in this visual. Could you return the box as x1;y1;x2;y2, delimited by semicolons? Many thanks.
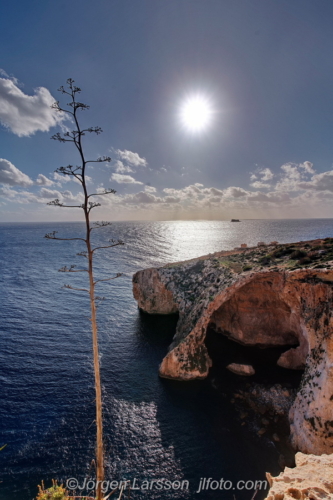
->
205;275;305;385
205;328;303;387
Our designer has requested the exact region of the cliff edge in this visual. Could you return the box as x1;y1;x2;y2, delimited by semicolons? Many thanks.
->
265;452;333;499
133;238;333;455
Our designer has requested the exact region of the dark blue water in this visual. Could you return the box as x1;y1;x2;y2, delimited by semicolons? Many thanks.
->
1;219;332;500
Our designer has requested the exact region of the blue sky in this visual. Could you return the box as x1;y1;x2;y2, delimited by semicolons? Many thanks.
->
1;0;333;221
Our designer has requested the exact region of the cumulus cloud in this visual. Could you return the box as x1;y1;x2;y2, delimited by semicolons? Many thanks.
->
299;161;315;174
0;68;18;84
111;173;143;184
275;163;302;191
39;188;83;203
53;172;71;184
298;170;333;192
250;167;274;188
250;181;271;189
114;160;134;174
36;174;54;186
0;185;83;206
260;168;274;181
2;155;333;219
0;76;66;136
224;186;247;198
145;185;157;193
116;149;147;167
0;185;17;198
125;191;161;204
0;158;33;186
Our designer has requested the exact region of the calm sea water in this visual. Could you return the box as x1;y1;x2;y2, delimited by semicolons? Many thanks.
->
1;219;333;500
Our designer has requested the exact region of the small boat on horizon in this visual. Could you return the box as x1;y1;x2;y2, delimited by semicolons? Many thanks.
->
231;219;241;222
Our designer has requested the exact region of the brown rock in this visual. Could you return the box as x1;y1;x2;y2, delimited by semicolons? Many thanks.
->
133;256;333;454
133;268;178;314
277;347;305;370
265;452;333;500
226;363;255;376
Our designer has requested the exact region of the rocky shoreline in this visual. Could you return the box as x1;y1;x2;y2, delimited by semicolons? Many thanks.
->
133;238;333;457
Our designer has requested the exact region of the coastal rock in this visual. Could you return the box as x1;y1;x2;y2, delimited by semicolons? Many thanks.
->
277;346;306;370
226;363;255;376
132;267;178;315
265;452;333;499
132;240;333;454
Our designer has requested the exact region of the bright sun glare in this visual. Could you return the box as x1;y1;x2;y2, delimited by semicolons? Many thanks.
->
180;95;213;132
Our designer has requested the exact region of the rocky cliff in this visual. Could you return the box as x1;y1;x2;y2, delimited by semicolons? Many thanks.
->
265;452;333;499
132;238;333;455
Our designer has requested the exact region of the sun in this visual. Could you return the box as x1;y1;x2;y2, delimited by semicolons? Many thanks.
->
180;95;213;132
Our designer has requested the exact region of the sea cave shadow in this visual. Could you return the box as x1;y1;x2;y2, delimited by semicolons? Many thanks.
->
126;310;305;499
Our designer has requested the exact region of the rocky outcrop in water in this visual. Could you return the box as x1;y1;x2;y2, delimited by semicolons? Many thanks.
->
265;452;333;499
132;239;333;455
226;362;255;376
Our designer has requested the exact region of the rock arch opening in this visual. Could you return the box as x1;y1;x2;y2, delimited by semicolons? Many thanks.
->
206;275;308;375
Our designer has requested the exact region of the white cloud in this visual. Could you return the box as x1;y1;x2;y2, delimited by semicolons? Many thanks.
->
224;186;247;198
0;185;83;206
210;187;224;196
125;191;161;204
0;76;66;136
111;173;143;184
0;158;33;186
116;149;147;167
0;185;17;198
250;181;271;189
0;69;18;84
275;163;302;191
260;168;274;181
250;167;274;188
2;157;333;219
39;187;62;199
39;187;83;203
114;160;134;173
53;172;71;184
299;161;315;174
298;170;333;192
36;174;54;186
52;171;91;185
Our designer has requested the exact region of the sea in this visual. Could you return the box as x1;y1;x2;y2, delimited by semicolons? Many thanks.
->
1;219;333;500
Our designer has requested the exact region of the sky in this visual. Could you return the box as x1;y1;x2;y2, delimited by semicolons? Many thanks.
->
1;0;333;222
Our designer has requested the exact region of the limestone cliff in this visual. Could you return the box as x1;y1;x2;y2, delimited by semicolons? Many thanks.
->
265;452;333;499
132;238;333;455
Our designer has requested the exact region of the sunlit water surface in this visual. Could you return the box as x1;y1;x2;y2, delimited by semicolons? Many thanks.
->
1;219;332;499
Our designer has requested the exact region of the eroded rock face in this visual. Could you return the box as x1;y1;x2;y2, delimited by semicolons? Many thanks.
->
133;252;333;454
209;274;300;347
133;268;178;315
265;452;333;499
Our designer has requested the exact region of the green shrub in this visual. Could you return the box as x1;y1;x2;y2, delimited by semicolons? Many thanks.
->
243;265;252;271
272;246;295;258
36;481;68;500
259;255;271;265
298;257;312;265
290;249;307;260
